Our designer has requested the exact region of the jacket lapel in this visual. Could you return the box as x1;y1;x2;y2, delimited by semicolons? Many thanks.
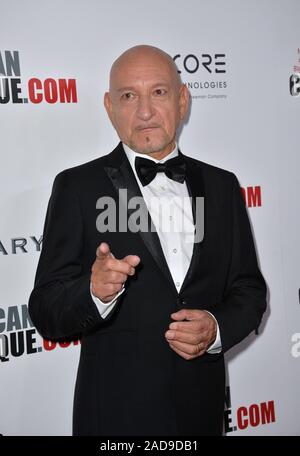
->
179;152;206;293
103;143;178;296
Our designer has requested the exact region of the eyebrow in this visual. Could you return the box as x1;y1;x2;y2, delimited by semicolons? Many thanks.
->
117;87;135;93
116;82;170;93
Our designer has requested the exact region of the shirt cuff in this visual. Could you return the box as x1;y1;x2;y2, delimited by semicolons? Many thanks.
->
90;283;125;319
204;310;222;354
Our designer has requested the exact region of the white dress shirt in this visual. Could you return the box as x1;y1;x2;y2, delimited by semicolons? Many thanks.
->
91;143;222;353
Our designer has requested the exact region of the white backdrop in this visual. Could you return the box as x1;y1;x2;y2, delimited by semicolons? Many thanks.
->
0;0;299;436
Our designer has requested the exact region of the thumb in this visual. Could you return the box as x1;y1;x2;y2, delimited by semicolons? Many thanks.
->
123;254;141;268
171;309;199;321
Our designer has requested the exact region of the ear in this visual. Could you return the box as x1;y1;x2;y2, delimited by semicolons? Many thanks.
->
178;84;190;120
104;92;113;122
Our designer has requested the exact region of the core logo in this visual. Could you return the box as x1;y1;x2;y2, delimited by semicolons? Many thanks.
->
173;53;226;74
173;51;228;101
224;386;276;433
0;50;78;104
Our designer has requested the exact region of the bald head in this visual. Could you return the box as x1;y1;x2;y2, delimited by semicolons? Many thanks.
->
104;44;189;159
109;45;182;91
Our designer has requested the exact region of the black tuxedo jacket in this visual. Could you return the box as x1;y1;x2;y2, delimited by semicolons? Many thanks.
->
29;142;267;436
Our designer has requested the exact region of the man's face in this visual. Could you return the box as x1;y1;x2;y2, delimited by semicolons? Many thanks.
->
104;51;189;158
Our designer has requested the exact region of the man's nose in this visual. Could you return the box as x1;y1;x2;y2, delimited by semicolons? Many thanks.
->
136;96;154;121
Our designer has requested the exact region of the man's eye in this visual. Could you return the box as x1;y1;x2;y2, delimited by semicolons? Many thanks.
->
154;88;167;96
122;92;134;100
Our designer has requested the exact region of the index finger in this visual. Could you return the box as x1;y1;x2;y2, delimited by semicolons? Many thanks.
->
103;257;135;276
96;242;115;260
169;320;205;334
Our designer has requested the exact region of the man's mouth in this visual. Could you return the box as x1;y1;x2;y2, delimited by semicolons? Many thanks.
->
135;125;160;132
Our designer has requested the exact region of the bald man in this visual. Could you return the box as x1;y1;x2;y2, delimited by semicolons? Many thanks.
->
29;45;267;436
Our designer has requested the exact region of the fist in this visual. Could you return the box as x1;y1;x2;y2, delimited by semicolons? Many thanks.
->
91;242;140;302
165;309;217;360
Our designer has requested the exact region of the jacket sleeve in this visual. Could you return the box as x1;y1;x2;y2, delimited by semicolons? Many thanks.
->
28;171;122;340
211;173;267;353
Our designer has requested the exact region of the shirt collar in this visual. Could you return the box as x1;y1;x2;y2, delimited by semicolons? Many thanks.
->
122;142;179;172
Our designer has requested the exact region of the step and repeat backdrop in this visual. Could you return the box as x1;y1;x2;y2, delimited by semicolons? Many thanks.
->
0;0;299;436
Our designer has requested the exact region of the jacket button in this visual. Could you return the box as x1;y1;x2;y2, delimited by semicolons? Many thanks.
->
177;297;187;306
